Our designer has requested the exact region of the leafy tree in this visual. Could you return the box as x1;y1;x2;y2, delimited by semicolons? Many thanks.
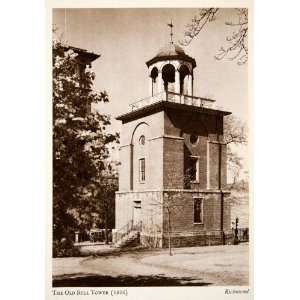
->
180;8;248;65
52;39;119;249
90;164;118;244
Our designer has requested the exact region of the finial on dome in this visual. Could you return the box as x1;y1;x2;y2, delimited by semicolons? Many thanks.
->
167;20;174;44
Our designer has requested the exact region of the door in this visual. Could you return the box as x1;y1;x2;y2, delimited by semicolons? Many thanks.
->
133;201;142;229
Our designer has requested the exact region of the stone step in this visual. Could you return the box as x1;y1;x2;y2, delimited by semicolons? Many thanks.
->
114;231;140;248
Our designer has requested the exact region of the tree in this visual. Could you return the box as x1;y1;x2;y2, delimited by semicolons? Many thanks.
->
180;8;248;65
52;39;119;249
223;115;248;185
163;192;185;256
92;164;118;244
147;192;184;256
147;164;186;256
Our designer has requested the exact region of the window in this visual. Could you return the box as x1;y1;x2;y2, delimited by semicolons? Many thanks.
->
139;135;145;145
139;158;145;182
194;198;203;223
190;134;199;145
189;156;199;182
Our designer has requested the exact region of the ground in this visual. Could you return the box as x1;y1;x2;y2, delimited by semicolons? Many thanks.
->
53;243;249;287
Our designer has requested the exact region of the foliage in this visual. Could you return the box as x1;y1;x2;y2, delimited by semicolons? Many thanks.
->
90;168;118;244
52;39;119;255
180;8;248;65
53;236;80;258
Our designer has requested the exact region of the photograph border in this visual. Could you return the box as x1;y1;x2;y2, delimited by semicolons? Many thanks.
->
46;1;253;299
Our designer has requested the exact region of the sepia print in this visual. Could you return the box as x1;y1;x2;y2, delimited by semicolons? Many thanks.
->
49;1;252;299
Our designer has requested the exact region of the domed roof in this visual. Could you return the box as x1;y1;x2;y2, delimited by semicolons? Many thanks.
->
156;43;186;57
146;43;196;68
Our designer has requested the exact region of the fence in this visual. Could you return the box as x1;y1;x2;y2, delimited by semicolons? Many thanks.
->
75;228;112;244
232;227;249;243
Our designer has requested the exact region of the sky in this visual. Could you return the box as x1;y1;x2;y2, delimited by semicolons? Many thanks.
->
53;8;249;178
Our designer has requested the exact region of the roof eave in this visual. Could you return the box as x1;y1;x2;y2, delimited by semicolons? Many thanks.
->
146;55;196;68
116;101;231;123
63;46;101;62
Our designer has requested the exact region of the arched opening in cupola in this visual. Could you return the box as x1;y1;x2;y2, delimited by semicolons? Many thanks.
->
162;64;175;93
150;67;158;96
179;64;191;95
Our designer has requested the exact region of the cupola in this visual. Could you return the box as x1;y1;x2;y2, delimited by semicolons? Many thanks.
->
146;42;196;97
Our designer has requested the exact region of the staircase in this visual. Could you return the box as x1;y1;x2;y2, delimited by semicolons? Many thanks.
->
114;231;140;248
113;220;142;248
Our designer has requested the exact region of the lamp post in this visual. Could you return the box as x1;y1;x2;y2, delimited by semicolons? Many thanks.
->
234;217;239;245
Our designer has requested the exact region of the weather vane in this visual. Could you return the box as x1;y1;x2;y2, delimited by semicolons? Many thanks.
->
167;20;174;44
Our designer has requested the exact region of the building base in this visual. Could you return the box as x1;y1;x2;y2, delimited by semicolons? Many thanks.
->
140;231;233;248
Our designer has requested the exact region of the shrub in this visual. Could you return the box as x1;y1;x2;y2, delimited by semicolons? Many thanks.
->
53;237;80;257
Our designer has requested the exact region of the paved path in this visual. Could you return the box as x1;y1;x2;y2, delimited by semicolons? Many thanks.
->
53;244;249;286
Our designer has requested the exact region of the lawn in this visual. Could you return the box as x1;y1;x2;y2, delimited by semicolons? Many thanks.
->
53;243;249;287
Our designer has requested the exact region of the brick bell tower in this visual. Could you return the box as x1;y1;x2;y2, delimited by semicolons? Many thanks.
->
113;28;233;248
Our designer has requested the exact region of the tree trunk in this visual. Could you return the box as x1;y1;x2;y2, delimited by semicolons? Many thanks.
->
104;212;108;245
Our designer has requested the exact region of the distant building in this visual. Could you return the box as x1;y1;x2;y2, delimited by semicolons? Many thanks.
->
113;40;233;248
54;45;100;113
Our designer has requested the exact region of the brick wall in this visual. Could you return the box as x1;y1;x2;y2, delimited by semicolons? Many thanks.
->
115;189;232;247
119;108;228;193
183;134;208;189
208;142;227;189
208;142;219;189
161;191;231;233
161;232;233;248
221;143;227;188
164;109;227;191
116;105;232;248
163;137;184;189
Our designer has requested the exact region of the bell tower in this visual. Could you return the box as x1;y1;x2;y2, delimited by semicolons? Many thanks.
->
113;26;233;248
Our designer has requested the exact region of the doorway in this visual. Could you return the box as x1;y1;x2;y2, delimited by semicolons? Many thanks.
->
133;201;142;230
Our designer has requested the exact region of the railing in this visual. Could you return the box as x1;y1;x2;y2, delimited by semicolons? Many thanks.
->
129;92;165;111
232;227;249;243
129;91;216;112
132;220;143;232
114;220;143;245
114;219;134;244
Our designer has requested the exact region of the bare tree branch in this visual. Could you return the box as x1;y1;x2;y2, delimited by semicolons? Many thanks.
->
224;115;248;186
180;8;248;65
224;115;248;145
179;8;219;46
215;9;248;65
